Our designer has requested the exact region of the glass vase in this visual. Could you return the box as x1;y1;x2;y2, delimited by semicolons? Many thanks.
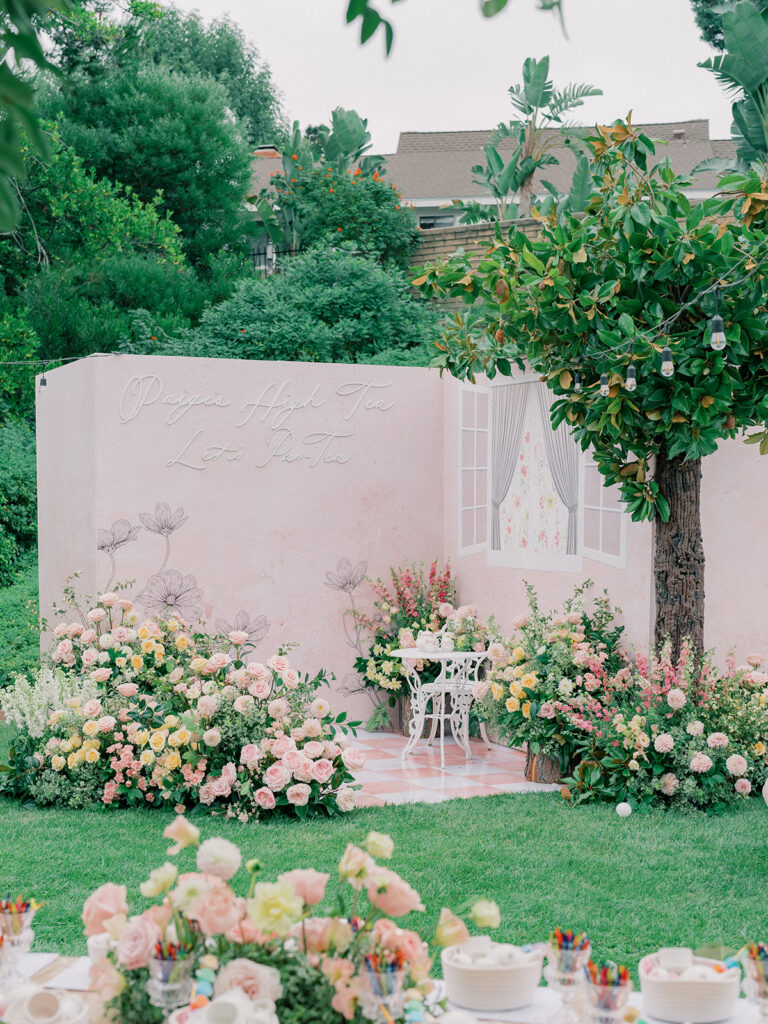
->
543;943;591;1024
359;966;408;1024
0;908;36;982
583;978;633;1024
743;954;768;1024
146;955;195;1016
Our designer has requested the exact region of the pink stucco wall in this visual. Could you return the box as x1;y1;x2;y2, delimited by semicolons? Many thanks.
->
37;355;768;719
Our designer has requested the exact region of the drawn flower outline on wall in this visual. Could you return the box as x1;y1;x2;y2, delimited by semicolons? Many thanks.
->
139;501;189;572
215;609;270;650
324;558;367;593
97;519;141;589
136;569;204;622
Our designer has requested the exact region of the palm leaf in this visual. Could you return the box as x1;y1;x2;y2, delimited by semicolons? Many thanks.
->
720;1;768;91
692;155;748;175
548;83;603;120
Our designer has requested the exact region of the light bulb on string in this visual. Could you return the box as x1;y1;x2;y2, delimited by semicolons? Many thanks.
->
709;284;726;351
625;360;637;392
660;326;674;378
574;370;582;393
599;357;610;397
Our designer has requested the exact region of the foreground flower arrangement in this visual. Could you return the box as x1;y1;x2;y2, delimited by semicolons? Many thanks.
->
481;584;768;811
83;819;500;1024
0;592;364;819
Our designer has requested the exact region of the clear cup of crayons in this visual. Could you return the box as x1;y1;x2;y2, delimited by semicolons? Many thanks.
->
743;943;768;1023
544;929;591;1024
0;898;40;979
146;942;195;1013
583;960;633;1024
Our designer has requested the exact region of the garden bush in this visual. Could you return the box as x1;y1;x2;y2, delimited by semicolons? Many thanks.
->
0;423;37;588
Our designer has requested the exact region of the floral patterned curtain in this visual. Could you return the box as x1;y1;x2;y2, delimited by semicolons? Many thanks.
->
536;383;579;554
491;384;529;550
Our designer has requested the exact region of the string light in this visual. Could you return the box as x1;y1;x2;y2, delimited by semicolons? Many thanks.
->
709;285;726;351
625;356;637;392
574;370;582;393
39;362;47;388
660;326;674;378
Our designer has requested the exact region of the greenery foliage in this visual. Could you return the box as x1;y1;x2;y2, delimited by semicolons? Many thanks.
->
0;422;37;588
0;555;39;686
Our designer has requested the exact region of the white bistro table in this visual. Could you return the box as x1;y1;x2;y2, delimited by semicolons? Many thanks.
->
391;647;491;767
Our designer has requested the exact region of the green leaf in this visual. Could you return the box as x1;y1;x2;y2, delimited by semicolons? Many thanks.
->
522;247;546;274
480;0;510;14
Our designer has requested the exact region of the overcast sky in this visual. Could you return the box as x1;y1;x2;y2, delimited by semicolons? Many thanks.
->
173;0;733;153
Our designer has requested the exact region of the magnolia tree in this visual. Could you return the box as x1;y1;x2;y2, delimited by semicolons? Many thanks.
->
415;120;768;655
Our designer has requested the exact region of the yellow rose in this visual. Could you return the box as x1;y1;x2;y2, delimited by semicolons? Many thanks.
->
115;657;126;669
49;710;64;724
513;666;525;678
755;741;767;756
135;729;150;747
70;734;82;749
505;696;520;713
66;696;82;709
521;701;532;719
140;749;155;767
166;619;179;632
85;748;100;764
51;755;65;771
168;728;189;748
140;862;178;898
67;752;79;770
138;626;150;640
175;635;190;651
155;644;165;658
164;715;180;729
82;720;99;737
131;655;144;671
149;731;167;752
165;750;181;771
82;739;100;752
512;647;526;662
190;656;207;672
60;738;72;753
141;638;155;654
522;672;538;689
247;881;304;937
491;682;505;701
509;681;524;699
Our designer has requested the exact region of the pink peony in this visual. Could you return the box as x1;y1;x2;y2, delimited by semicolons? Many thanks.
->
249;680;272;700
366;868;424;917
312;759;335;785
735;778;752;794
667;688;687;710
268;698;290;720
654;733;674;754
341;748;367;771
214;958;283;1002
117;683;138;698
726;754;748;776
234;695;255;714
302;718;322;738
264;763;291;792
286;783;312;806
686;720;704;736
82;883;128;937
690;752;713;773
279;869;329;906
302;741;325;759
240;744;261;769
707;732;730;749
271;735;296;758
660;772;679;796
438;602;454;618
188;886;244;936
290;916;331;953
116;916;161;970
254;787;277;810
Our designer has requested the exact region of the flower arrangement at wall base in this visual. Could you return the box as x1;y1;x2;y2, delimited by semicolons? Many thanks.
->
81;818;500;1024
480;582;768;811
0;589;364;819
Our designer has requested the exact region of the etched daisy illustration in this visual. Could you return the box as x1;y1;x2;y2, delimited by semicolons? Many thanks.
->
324;557;367;593
215;609;270;651
138;502;189;572
97;519;141;589
136;569;204;622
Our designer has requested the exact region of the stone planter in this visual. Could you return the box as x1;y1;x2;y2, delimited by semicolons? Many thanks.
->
524;747;561;784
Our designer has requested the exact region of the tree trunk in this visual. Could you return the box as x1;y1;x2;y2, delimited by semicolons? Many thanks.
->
524;746;561;783
653;448;705;657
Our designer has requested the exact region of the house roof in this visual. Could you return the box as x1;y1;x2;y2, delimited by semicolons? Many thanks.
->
381;120;736;202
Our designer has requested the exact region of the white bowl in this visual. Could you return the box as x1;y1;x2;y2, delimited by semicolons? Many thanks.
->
442;939;543;1012
639;953;740;1023
4;990;89;1024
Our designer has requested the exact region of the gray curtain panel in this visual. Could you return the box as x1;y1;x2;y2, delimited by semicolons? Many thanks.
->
490;384;529;549
536;383;579;554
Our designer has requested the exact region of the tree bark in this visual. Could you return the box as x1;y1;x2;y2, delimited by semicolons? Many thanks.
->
653;448;705;657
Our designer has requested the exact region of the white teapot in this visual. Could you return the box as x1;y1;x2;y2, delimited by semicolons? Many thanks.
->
416;630;439;653
186;991;278;1024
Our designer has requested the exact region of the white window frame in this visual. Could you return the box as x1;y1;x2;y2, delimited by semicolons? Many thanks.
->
457;384;490;557
580;454;628;569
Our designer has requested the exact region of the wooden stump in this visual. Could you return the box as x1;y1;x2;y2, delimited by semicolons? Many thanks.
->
524;746;561;783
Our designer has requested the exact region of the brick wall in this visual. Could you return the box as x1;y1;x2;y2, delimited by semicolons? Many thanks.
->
413;218;542;268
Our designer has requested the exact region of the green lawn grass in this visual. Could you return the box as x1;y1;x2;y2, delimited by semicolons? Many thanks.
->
2;794;766;972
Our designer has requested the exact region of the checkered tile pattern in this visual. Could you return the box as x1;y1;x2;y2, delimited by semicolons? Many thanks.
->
352;731;560;807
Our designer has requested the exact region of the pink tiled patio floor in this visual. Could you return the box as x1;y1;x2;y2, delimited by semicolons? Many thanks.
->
353;731;561;806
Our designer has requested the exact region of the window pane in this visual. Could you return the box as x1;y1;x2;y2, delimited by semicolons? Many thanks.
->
462;510;476;546
475;508;487;544
462;470;475;507
584;464;602;506
475;469;488;504
583;508;600;549
462;429;475;467
462;390;475;427
603;484;622;512
475;430;488;467
476;393;489;429
602;511;622;556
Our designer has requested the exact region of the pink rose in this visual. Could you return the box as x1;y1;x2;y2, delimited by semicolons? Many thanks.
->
341;748;367;771
198;782;216;805
116;916;161;970
279;868;329;906
302;741;325;759
91;667;112;684
88;608;107;623
537;702;556;719
246;662;271;681
112;627;130;643
747;653;764;667
267;655;289;673
197;695;219;718
282;749;309;772
225;917;271;944
81;629;97;644
169;667;184;683
234;695;255;714
117;683;138;698
99;592;118;607
324;741;341;760
249;680;271;700
286;783;312;806
291;758;315;783
366;868;424;917
203;728;222;748
735;777;752;794
82;883;128;937
89;958;125;1001
53;623;69;637
438;602;454;617
97;715;117;733
240;744;261;769
268;698;290;720
214;958;283;1002
312;758;335;785
302;718;322;738
188;886;244;936
53;639;73;662
281;669;300;690
271;735;296;758
290;916;331;952
210;775;232;799
264;763;291;792
229;631;250;646
81;649;99;668
726;753;748;776
254;787;276;810
82;699;102;719
118;599;133;612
